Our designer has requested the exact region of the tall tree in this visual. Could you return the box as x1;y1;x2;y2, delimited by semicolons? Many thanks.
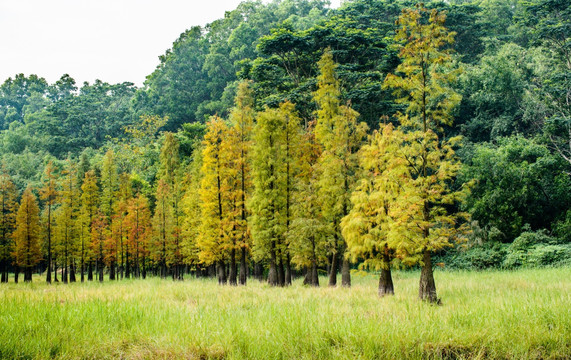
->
313;49;368;287
125;193;152;278
0;171;18;283
12;187;42;282
40;160;58;283
79;170;99;282
383;5;468;302
100;150;119;280
197;116;231;285
226;81;255;285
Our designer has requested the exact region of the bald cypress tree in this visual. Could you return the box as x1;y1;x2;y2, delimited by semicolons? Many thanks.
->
12;187;42;282
40;161;58;283
383;5;468;303
0;171;17;283
314;49;368;287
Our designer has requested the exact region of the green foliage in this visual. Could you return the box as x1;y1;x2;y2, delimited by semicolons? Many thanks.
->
503;229;571;268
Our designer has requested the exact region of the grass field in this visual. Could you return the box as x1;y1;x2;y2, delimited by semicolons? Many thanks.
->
0;268;569;360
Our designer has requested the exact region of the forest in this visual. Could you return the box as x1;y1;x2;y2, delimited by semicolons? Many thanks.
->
0;0;570;304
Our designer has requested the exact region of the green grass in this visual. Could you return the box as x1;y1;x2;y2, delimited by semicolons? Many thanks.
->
0;268;570;359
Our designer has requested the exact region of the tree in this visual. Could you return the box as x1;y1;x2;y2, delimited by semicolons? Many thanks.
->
313;49;368;287
125;193;152;278
197;116;232;285
79;170;99;281
249;102;301;286
341;123;405;296
40;160;58;283
91;212;107;282
383;5;468;302
225;81;255;285
12;187;42;282
0;171;18;283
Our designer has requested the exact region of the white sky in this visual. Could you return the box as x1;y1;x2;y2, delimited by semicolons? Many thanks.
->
0;0;341;87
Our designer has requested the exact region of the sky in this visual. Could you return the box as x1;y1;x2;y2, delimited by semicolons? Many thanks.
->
0;0;341;87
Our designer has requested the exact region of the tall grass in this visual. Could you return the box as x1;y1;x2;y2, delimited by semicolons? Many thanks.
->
0;268;569;359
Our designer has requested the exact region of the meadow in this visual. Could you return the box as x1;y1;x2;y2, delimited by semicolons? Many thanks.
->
0;268;569;360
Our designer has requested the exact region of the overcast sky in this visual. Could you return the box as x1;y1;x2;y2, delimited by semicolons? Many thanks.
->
0;0;341;87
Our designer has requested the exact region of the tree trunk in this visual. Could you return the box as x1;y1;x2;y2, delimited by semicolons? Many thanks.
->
239;247;247;285
70;261;76;283
419;249;438;303
53;256;59;282
268;249;278;286
109;260;115;281
277;256;285;287
285;251;292;286
229;248;237;286
1;261;7;283
14;266;19;283
217;260;227;285
328;252;338;287
88;262;93;281
341;254;351;287
378;248;394;296
311;259;319;287
24;267;32;282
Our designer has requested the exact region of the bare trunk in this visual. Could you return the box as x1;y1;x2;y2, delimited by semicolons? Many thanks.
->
268;248;278;286
419;249;438;303
217;260;227;285
239;247;247;285
341;255;351;287
311;259;319;287
229;248;237;286
285;251;292;286
328;252;338;287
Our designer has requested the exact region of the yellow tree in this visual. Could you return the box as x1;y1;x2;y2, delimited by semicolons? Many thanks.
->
100;149;119;280
112;173;131;280
198;116;232;285
226;80;255;285
0;171;18;283
12;187;42;282
91;211;107;282
383;5;468;302
341;123;406;296
152;179;173;278
40;160;58;283
181;148;202;273
314;49;368;287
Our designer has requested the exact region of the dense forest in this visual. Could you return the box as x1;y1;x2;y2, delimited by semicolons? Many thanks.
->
0;0;569;300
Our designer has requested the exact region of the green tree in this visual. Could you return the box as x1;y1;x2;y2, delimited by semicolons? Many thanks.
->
314;49;368;287
79;170;99;282
40;160;58;283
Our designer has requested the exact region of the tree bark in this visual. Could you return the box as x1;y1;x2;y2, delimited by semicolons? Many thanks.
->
285;251;292;286
229;248;237;285
88;262;93;281
341;255;351;287
70;261;76;283
239;247;247;285
378;252;394;297
419;249;438;303
24;267;32;282
14;266;19;283
311;259;319;287
268;249;278;286
217;260;227;285
328;252;338;287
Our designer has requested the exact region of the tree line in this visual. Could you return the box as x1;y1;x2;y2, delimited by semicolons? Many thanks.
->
0;0;570;301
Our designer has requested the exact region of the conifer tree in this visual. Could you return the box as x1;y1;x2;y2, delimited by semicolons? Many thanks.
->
341;123;406;296
79;170;99;281
198;116;231;285
383;5;468;302
55;157;80;283
181;148;202;272
100;150;119;280
40;160;58;284
314;49;368;287
288;121;326;287
112;173;131;280
250;102;301;286
0;171;18;283
125;193;151;278
91;212;107;282
152;179;173;278
226;81;254;285
12;187;42;282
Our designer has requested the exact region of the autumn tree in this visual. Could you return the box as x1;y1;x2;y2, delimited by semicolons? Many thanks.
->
125;193;152;278
181;148;202;273
0;171;18;283
383;5;468;302
341;123;406;296
91;212;107;282
112;173;131;280
152;179;173;278
12;187;42;282
197;116;232;285
226;81;255;285
40;160;58;283
79;170;99;281
54;157;80;283
314;49;368;287
100;150;119;280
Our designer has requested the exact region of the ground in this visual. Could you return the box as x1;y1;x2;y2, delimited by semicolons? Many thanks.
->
0;268;569;359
